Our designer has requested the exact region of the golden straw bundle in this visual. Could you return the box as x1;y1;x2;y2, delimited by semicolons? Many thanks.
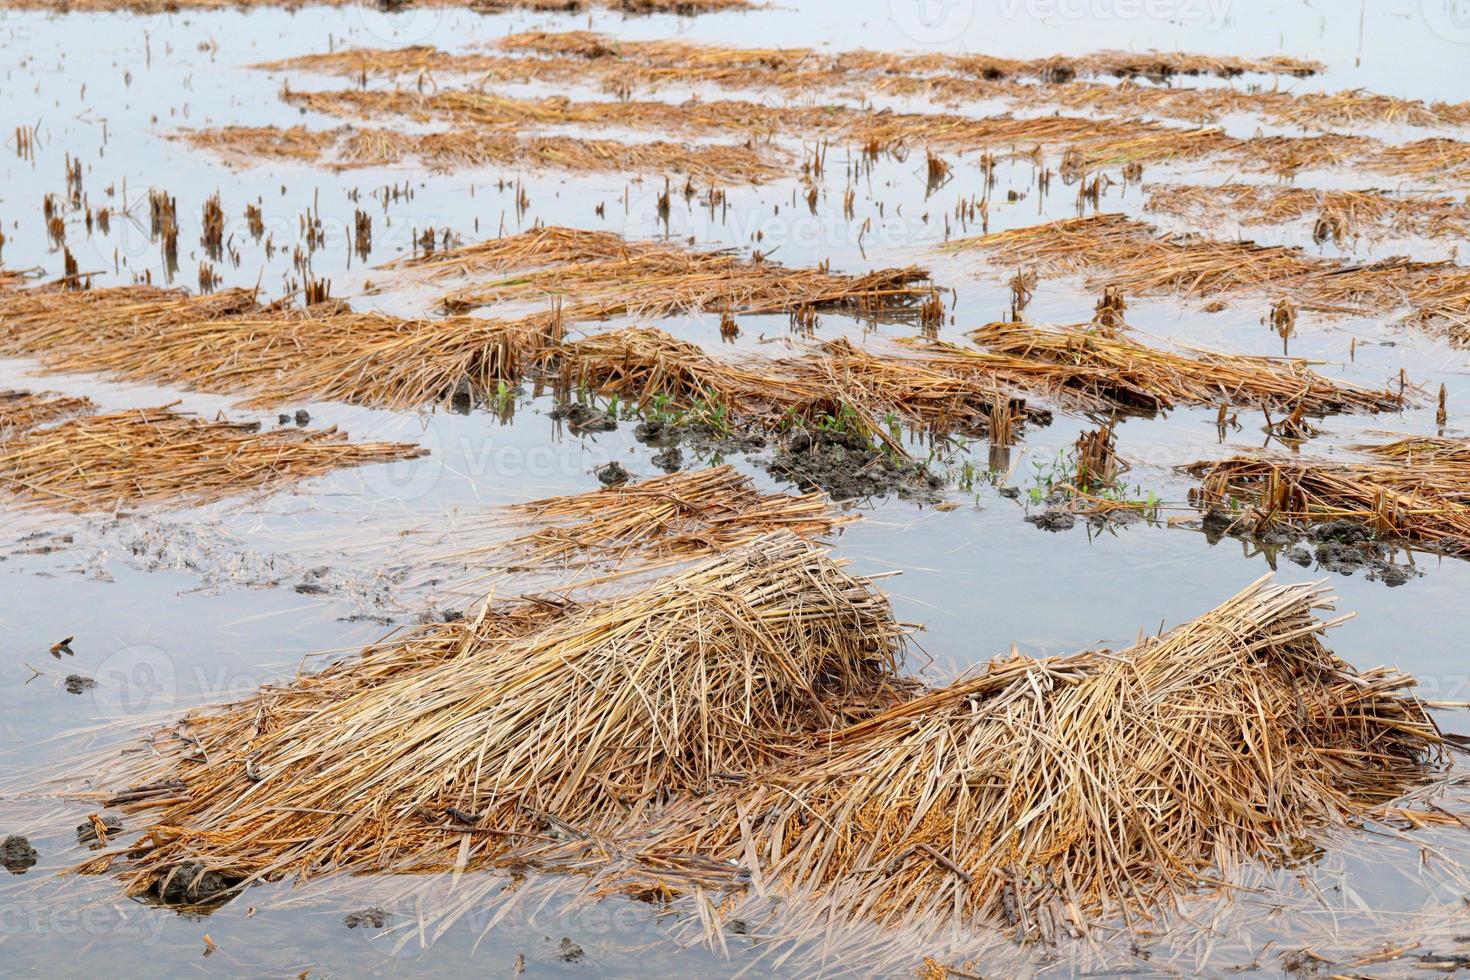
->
82;533;907;895
619;576;1443;936
1186;447;1470;550
0;390;96;437
0;405;424;513
408;464;854;596
967;320;1406;414
0;286;559;410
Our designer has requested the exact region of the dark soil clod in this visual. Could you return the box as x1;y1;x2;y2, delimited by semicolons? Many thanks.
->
155;861;235;905
557;937;585;962
633;418;671;444
343;906;391;929
1;835;38;874
76;814;123;844
595;461;630;486
766;429;939;502
552;402;616;432
651;445;683;472
1026;510;1077;532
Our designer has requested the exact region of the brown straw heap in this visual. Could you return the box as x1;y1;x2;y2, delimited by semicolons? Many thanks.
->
1185;443;1470;552
76;568;1445;942
620;576;1443;937
967;320;1407;415
417;228;935;321
407;464;855;597
0;390;97;437
0;286;560;410
949;214;1470;335
177;125;792;182
1145;184;1470;245
0;405;425;513
83;533;908;895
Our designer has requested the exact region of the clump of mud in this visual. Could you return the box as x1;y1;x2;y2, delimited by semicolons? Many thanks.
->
630;416;767;475
550;402;617;433
1025;509;1076;532
343;906;391;929
76;814;123;845
154;861;235;906
1;835;38;874
595;461;630;486
1197;511;1418;586
765;429;941;502
651;444;684;472
634;417;765;455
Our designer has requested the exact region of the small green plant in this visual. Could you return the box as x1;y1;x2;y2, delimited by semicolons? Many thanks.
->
883;410;902;445
684;390;733;435
644;393;678;427
814;402;862;436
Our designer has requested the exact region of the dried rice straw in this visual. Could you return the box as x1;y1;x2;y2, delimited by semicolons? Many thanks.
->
0;404;424;513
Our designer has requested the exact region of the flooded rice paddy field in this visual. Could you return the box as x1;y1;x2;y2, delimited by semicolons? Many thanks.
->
3;0;1470;975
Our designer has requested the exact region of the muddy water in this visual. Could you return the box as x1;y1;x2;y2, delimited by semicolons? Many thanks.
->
2;0;1469;974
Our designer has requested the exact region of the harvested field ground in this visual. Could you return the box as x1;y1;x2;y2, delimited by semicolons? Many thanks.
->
5;4;1470;978
279;86;1158;154
259;33;1470;138
0;0;751;12
499;28;1323;83
277;84;1470;183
